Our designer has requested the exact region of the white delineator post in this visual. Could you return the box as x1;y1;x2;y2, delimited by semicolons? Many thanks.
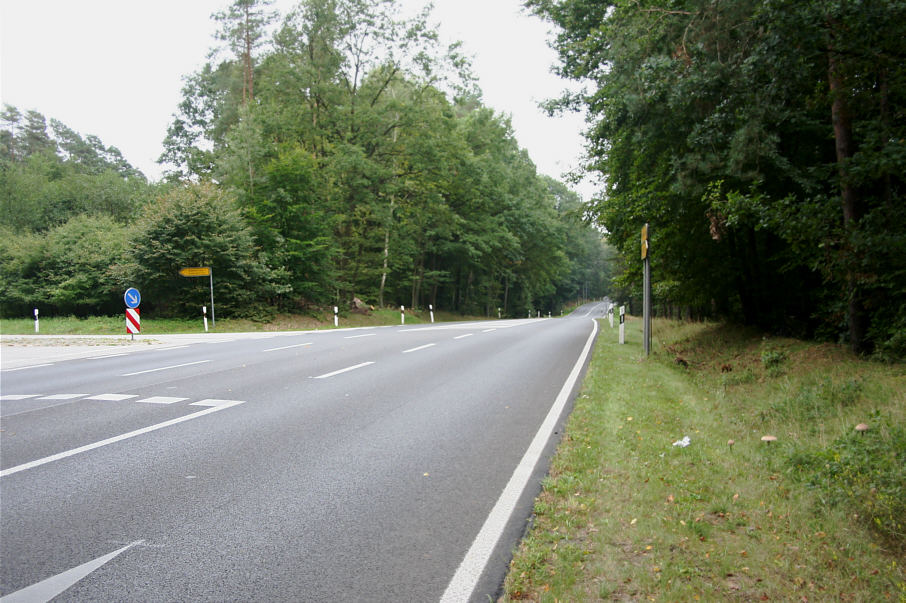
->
333;306;339;327
619;305;625;344
608;303;614;328
34;308;39;333
401;305;405;325
429;304;434;323
203;306;208;332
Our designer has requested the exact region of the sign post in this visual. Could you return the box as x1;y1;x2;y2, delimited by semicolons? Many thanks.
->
641;224;651;356
179;267;214;327
124;288;141;339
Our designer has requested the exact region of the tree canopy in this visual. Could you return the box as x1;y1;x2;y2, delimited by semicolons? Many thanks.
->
1;0;609;321
528;0;906;357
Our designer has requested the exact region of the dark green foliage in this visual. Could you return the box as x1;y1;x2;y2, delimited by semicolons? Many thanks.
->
2;1;610;320
129;183;282;319
158;0;608;316
787;414;906;549
0;216;132;316
1;104;149;232
528;0;906;354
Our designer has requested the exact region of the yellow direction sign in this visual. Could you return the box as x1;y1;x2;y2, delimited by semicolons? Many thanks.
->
641;223;649;260
179;267;211;277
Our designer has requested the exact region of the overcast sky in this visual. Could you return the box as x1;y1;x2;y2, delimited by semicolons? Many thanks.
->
1;0;596;199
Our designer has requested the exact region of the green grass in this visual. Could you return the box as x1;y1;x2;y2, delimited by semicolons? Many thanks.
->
0;308;489;335
503;317;906;601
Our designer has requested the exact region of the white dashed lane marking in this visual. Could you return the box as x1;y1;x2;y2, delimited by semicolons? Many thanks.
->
136;396;188;405
84;394;139;401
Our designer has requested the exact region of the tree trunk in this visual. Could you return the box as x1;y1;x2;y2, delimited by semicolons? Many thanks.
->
378;199;394;307
828;38;869;353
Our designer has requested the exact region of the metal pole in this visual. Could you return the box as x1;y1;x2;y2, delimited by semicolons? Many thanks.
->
209;271;215;327
643;256;651;356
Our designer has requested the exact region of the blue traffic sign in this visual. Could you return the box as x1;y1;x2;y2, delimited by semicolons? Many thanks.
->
124;287;141;308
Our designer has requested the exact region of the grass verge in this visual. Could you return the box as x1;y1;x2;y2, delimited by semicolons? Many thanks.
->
503;317;905;601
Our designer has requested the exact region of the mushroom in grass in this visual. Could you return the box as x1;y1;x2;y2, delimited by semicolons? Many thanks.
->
855;423;869;435
761;435;777;445
728;439;735;451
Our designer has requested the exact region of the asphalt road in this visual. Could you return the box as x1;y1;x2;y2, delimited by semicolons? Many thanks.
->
0;303;607;602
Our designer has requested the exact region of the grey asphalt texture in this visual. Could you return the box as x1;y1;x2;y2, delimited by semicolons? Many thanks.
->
0;305;605;601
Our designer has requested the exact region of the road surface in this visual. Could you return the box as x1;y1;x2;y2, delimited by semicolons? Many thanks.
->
0;303;606;602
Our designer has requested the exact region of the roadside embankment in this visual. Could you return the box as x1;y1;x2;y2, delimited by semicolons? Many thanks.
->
503;317;905;601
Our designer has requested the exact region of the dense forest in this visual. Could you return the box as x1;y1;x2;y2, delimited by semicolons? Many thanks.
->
529;0;906;357
0;0;611;321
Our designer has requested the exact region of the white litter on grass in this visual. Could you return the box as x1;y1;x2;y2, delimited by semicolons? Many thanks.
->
672;436;691;448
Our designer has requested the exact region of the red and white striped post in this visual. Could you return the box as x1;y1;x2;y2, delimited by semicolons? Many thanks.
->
126;308;140;339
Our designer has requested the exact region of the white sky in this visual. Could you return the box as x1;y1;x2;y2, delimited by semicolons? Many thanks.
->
1;0;596;199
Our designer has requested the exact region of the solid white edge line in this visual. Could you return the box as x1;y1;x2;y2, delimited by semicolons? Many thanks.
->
439;318;599;603
0;540;145;603
402;343;436;354
120;359;210;377
312;361;374;379
0;400;244;479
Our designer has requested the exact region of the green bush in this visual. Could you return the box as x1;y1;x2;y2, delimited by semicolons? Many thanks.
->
787;415;906;549
760;346;788;377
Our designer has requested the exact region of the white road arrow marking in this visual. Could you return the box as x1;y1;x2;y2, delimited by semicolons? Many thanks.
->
0;540;144;603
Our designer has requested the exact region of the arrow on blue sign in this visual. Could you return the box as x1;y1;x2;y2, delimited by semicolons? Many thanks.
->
124;288;141;309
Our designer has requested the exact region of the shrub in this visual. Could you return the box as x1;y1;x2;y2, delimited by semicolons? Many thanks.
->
760;345;788;377
787;414;906;549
